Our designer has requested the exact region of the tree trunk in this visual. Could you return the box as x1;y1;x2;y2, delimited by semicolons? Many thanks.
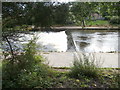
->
4;36;14;60
82;19;86;28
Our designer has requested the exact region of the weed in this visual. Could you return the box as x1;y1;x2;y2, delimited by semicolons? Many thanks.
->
69;53;102;79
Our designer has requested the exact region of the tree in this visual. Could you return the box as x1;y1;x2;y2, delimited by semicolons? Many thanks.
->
26;2;53;28
2;2;28;59
98;2;119;17
71;2;97;27
2;2;26;29
52;2;69;25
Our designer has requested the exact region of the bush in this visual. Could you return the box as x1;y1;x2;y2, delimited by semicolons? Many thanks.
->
104;16;111;20
2;37;53;88
111;71;120;88
69;53;101;79
109;16;120;24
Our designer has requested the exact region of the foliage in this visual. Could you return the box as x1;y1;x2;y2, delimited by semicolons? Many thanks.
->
2;2;70;29
2;42;119;88
2;2;27;29
27;2;53;27
2;38;53;88
52;3;69;25
69;53;101;79
104;16;112;20
109;16;120;24
110;71;120;88
2;2;119;29
71;2;97;27
97;2;119;17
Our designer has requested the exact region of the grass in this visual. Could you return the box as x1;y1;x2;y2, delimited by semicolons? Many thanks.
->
86;20;110;27
48;68;120;88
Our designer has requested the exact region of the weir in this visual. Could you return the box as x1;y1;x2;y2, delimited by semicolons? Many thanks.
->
51;26;120;31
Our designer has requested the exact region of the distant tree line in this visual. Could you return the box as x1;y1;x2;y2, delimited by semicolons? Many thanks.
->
2;2;119;30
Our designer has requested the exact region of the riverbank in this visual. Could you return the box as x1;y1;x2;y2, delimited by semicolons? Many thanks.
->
41;52;119;68
31;26;120;32
51;26;120;31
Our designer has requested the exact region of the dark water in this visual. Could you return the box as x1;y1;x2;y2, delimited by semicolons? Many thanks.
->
1;30;119;53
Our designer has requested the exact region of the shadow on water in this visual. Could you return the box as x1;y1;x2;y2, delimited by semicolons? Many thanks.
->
79;42;90;49
39;43;58;52
75;41;90;51
77;36;93;40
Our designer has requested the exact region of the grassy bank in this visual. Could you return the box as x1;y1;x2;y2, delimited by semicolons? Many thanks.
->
11;20;120;31
86;20;109;27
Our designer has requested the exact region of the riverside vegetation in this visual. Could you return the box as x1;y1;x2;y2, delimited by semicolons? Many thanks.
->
2;38;120;88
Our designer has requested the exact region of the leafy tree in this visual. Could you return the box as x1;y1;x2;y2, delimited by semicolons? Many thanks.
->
52;2;69;25
25;2;53;27
94;2;120;24
71;2;96;27
2;2;26;29
98;2;119;17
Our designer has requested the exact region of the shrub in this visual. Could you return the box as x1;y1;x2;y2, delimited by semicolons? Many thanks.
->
109;16;120;24
69;53;101;79
111;71;120;88
2;37;53;88
104;16;111;20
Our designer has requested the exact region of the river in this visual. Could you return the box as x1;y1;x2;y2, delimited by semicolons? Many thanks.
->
1;30;119;53
16;30;119;53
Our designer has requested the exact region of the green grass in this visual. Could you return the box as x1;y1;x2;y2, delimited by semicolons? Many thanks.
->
86;20;110;27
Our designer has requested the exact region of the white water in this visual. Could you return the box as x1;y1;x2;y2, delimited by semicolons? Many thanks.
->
19;31;67;52
2;30;119;53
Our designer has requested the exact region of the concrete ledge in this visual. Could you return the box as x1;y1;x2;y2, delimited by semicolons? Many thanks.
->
42;52;119;68
51;26;120;30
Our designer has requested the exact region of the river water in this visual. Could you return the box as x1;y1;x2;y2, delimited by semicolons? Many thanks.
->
1;30;119;53
17;30;119;53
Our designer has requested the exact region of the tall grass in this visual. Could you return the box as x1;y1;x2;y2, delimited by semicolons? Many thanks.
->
69;53;102;79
